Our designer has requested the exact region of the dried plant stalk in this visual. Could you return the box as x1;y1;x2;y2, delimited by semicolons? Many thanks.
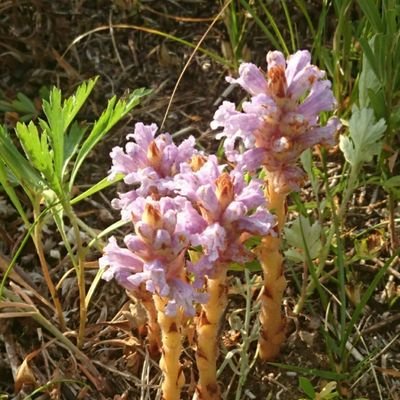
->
195;264;227;400
256;180;287;360
153;295;184;400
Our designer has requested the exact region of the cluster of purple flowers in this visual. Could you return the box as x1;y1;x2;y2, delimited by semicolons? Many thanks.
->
211;50;340;193
99;122;274;316
99;49;339;317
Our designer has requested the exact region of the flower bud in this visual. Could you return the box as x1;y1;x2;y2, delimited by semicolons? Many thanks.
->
190;154;207;172
143;203;163;229
215;173;234;211
147;140;162;168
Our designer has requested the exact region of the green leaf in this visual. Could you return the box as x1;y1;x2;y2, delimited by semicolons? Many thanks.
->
15;93;37;115
69;87;151;189
284;216;322;263
0;162;30;226
70;174;123;205
41;78;98;189
15;121;54;183
62;77;98;130
339;106;386;168
62;122;88;178
300;149;319;194
228;259;261;272
42;87;64;185
359;37;381;84
383;175;400;190
0;92;38;120
358;37;381;109
383;176;400;198
0;125;45;194
319;382;339;399
268;362;348;381
299;376;316;399
367;88;386;119
358;0;384;33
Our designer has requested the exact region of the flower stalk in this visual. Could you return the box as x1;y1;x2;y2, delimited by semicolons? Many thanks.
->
195;263;227;400
176;163;273;395
255;179;287;360
153;295;185;400
136;289;162;357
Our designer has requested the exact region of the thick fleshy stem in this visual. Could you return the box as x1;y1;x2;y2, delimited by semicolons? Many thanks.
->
256;177;287;361
134;289;162;358
195;263;227;400
153;295;185;400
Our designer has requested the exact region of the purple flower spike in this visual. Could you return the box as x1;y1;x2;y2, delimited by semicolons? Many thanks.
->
214;49;340;193
109;122;197;218
100;197;207;317
174;158;274;268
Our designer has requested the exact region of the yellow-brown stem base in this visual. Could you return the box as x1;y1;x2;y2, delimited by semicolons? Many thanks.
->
256;235;287;361
153;295;184;400
195;266;227;400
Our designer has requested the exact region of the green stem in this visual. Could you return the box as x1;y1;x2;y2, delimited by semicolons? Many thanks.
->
63;201;87;349
32;200;66;330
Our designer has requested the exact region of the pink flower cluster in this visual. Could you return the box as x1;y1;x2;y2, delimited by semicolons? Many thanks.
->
99;49;339;316
99;122;274;316
211;50;340;193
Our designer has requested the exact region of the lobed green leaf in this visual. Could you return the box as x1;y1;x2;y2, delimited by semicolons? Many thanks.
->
15;121;53;182
339;106;386;168
0;125;45;194
284;215;322;263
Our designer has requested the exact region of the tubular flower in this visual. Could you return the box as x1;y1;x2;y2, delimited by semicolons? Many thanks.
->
109;122;197;218
99;196;207;317
174;156;275;270
212;50;340;193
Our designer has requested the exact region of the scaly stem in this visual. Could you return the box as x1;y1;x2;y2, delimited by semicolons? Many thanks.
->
153;295;184;400
135;289;161;358
33;201;66;330
256;178;287;360
195;263;227;400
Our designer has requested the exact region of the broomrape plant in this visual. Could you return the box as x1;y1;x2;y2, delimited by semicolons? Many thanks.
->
97;47;340;400
211;49;340;360
100;122;274;400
